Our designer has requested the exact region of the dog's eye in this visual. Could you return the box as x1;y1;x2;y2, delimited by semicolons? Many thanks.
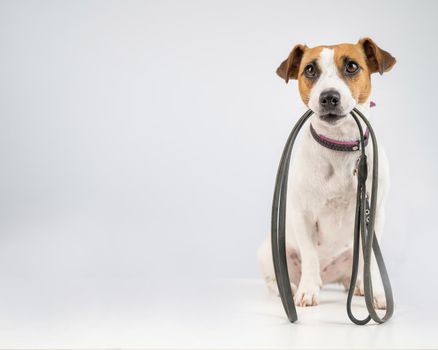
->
345;60;360;75
304;64;317;78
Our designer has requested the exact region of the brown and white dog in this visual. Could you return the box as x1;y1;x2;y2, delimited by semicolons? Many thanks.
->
258;38;396;308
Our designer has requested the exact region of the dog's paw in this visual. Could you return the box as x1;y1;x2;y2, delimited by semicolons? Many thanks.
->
266;278;297;296
354;279;365;296
342;277;365;296
342;278;387;309
373;293;387;310
294;284;320;307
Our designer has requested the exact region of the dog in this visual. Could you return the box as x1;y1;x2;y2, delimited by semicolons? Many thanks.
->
258;38;396;308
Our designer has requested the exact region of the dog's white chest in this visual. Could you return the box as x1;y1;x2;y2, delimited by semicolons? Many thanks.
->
300;152;359;255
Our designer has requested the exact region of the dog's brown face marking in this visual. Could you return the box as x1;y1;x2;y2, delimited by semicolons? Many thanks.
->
297;47;323;105
277;38;396;119
333;43;372;104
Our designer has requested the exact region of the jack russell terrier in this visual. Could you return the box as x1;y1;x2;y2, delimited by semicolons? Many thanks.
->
258;38;396;308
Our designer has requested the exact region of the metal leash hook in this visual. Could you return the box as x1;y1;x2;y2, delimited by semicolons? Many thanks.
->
271;107;394;325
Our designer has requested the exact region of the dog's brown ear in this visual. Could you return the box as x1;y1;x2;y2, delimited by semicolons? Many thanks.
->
358;37;396;75
276;44;307;83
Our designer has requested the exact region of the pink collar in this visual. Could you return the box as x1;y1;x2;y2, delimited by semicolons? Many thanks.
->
310;123;369;152
309;101;374;152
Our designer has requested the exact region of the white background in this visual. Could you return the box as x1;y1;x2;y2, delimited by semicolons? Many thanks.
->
0;0;437;348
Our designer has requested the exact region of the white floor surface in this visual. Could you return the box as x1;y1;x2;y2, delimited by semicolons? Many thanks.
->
0;277;436;349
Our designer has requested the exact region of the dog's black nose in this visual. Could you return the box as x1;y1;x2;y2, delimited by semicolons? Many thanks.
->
319;90;340;108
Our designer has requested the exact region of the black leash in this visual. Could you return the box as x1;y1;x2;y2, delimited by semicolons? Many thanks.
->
271;107;394;325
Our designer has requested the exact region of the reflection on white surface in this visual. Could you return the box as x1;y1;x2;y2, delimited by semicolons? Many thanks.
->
0;278;436;349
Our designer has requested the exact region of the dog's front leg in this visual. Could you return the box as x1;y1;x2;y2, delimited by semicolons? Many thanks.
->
290;212;322;307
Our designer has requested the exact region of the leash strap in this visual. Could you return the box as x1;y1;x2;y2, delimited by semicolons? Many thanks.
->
271;108;394;325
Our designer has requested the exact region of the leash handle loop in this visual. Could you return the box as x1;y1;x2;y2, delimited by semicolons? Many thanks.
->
349;108;394;324
271;110;313;323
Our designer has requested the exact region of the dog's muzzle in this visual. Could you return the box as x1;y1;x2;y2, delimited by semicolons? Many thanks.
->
318;89;348;122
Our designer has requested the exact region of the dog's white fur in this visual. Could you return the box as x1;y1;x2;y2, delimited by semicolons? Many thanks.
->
258;48;389;308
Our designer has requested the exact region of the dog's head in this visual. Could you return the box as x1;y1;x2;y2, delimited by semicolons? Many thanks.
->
277;38;396;124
